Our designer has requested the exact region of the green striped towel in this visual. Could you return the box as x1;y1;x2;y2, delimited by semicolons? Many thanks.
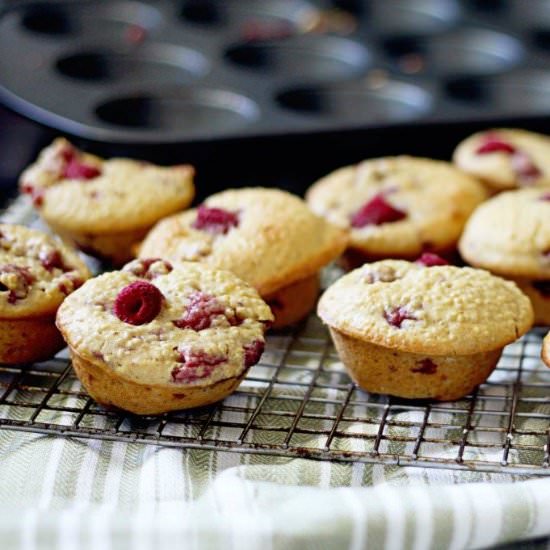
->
1;197;550;550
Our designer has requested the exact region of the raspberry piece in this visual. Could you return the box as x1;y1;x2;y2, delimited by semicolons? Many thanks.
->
62;157;101;180
511;151;541;184
383;306;417;328
539;193;550;202
21;183;44;207
350;194;406;228
192;205;239;234
243;339;265;367
172;291;234;331
415;252;449;267
171;350;226;383
0;265;35;303
475;135;541;184
411;359;438;374
123;258;173;280
113;281;163;325
476;137;516;155
39;249;67;271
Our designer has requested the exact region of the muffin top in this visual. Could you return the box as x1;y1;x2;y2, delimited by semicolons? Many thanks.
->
459;188;550;279
19;138;195;233
453;128;550;191
306;156;486;258
0;223;90;318
138;187;348;296
318;260;533;355
56;259;274;387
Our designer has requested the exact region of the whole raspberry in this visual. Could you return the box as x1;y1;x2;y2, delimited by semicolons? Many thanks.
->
243;339;265;367
113;281;163;325
171;350;226;383
415;252;449;267
350;194;407;228
383;306;417;328
192;205;239;234
173;291;236;330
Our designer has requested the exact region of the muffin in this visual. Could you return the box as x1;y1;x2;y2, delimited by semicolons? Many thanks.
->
459;188;550;325
56;259;274;414
453;128;550;192
19;137;195;265
540;332;550;369
0;223;90;364
138;187;347;328
306;156;486;266
318;260;533;400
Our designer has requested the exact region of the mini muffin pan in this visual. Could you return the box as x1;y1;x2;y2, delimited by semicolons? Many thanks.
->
0;0;548;144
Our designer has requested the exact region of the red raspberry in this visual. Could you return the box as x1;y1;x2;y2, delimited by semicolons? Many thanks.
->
63;157;101;180
383;306;417;328
21;183;44;207
113;281;163;325
415;252;449;267
411;359;438;374
539;193;550;202
39;249;67;271
351;194;407;228
0;265;35;303
476;136;516;155
192;205;239;234
243;339;265;367
171;350;226;383
172;291;237;330
511;151;541;183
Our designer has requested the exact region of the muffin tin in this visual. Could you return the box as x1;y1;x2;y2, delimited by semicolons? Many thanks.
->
0;0;549;144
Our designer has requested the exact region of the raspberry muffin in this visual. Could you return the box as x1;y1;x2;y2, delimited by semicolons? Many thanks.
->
56;259;273;414
459;188;550;325
138;188;347;328
318;260;533;400
540;332;550;369
19;138;195;265
453;128;550;192
0;224;90;364
306;156;486;266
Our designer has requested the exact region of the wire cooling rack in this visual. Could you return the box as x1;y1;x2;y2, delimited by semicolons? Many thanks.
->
0;313;549;476
1;198;550;476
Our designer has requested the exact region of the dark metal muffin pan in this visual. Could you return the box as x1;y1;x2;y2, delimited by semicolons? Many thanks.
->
0;0;549;144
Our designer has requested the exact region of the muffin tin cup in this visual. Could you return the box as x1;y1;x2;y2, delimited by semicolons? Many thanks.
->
0;0;548;144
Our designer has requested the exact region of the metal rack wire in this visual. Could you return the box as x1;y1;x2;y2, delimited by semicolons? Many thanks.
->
1;313;549;476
